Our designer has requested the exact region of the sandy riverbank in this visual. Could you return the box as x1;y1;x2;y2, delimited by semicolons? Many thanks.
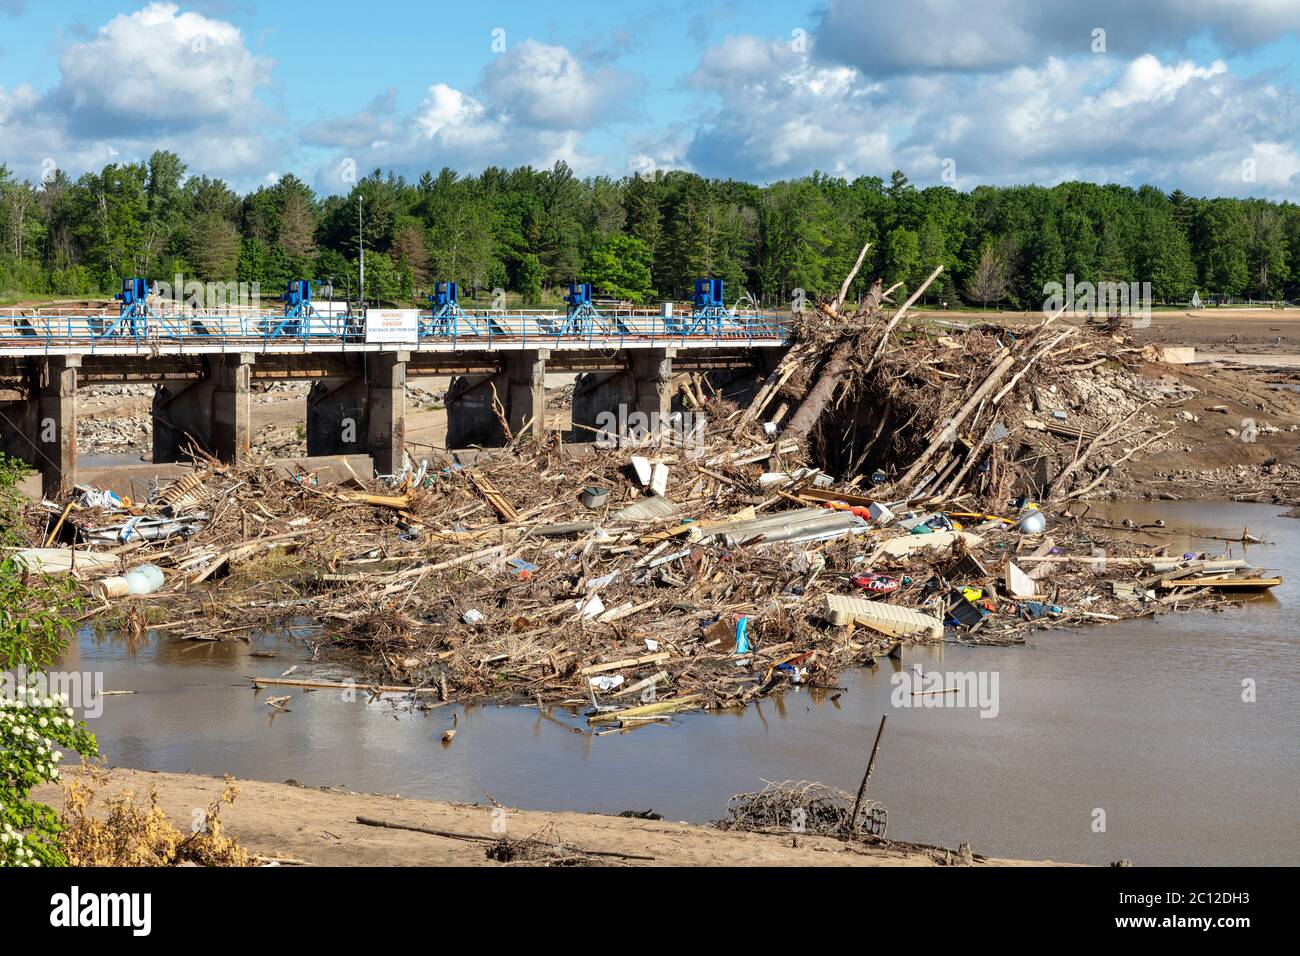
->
36;768;1071;867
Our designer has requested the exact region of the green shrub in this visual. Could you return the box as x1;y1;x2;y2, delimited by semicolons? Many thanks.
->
0;454;98;866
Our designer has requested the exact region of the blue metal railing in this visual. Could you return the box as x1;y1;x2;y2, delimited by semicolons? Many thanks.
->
0;308;792;349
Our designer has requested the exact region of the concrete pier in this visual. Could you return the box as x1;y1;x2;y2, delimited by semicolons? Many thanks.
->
306;352;408;474
154;353;253;464
0;342;764;493
572;348;675;434
39;356;79;494
366;352;406;475
0;356;79;494
445;349;548;447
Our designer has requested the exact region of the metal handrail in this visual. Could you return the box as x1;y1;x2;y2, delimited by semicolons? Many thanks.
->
0;309;792;348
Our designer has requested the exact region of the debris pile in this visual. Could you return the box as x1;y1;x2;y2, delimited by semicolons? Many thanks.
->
20;438;1270;720
768;264;1180;504
719;780;887;838
1152;461;1300;503
12;250;1284;723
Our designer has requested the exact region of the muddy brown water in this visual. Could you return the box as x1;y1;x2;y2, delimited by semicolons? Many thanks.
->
57;500;1299;866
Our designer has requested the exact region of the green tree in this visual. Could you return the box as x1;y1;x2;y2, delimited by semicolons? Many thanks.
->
1192;200;1249;295
1021;213;1065;309
1138;207;1195;302
584;234;654;303
188;212;240;280
1244;202;1289;298
883;226;919;294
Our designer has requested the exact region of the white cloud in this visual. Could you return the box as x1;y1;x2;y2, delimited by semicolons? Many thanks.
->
413;84;499;148
816;0;1300;76
1;0;1296;199
677;27;1300;198
304;40;636;189
402;80;590;171
623;122;695;178
903;53;1300;194
0;2;280;187
300;89;397;150
684;35;896;181
55;2;271;130
480;40;637;129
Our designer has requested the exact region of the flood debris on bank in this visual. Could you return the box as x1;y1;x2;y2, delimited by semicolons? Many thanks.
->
10;254;1284;723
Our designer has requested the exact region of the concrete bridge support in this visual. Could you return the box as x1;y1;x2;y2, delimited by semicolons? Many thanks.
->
305;352;408;475
445;349;548;448
39;356;78;494
0;356;79;495
572;348;675;436
366;352;406;475
153;353;253;464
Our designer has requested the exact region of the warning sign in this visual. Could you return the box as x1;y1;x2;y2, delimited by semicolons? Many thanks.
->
364;309;419;343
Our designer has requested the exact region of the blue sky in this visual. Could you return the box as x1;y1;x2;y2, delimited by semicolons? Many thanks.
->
2;0;1299;197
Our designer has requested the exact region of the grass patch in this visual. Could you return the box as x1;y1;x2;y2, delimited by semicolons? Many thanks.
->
223;547;316;591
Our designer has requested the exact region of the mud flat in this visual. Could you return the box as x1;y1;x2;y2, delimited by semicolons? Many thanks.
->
36;768;1069;867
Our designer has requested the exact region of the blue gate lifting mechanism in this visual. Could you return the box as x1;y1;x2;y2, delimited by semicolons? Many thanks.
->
540;282;630;337
263;279;318;337
667;277;732;336
421;281;505;337
3;276;787;346
92;277;154;338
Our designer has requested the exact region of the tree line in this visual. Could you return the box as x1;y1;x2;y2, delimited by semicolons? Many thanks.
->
2;151;1299;309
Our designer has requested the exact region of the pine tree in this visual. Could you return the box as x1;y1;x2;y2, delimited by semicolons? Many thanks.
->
966;241;1009;308
1022;214;1065;309
278;190;317;260
187;212;240;280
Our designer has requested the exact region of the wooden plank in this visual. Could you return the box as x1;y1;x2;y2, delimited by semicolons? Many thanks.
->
587;693;706;724
468;471;519;522
579;651;671;676
249;676;442;694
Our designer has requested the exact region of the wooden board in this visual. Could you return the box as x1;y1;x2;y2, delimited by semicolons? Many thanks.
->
1158;576;1282;591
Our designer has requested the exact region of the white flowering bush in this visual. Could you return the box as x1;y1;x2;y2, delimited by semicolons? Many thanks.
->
0;455;98;866
0;681;96;866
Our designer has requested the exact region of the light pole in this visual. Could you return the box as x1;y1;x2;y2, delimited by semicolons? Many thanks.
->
358;194;365;310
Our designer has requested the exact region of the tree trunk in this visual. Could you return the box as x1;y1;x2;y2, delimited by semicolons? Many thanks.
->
783;336;856;443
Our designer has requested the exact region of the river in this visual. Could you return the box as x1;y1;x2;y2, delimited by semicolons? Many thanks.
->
57;500;1300;865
